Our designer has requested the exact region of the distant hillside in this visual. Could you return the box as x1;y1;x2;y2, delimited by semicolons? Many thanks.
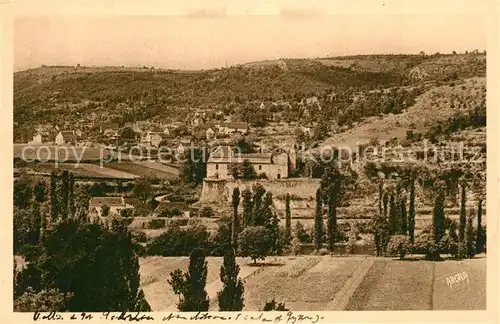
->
14;53;486;142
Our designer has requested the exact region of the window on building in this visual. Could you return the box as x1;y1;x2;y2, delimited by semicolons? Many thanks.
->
259;165;262;170
215;164;219;170
277;174;281;179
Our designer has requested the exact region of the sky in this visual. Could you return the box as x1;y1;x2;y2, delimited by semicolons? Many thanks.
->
14;4;489;71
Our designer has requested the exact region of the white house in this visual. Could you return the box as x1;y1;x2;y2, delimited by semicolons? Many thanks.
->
206;145;291;180
55;131;77;146
31;132;50;144
217;122;248;135
206;127;216;141
88;196;135;218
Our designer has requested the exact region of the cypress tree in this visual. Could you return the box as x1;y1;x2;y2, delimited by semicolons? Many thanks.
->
50;171;59;221
285;194;292;245
61;170;70;219
459;184;467;243
68;173;75;218
217;248;244;311
476;199;484;254
242;189;253;227
408;180;416;243
231;187;240;250
314;188;323;252
400;198;407;235
170;248;209;311
382;191;389;220
388;194;397;236
327;181;338;252
433;190;445;244
378;180;384;217
268;212;280;255
466;212;475;258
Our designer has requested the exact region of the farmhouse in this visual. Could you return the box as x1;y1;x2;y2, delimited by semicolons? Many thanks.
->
31;132;51;144
143;131;170;147
206;127;216;140
55;131;77;145
206;145;291;180
217;122;248;135
88;196;135;217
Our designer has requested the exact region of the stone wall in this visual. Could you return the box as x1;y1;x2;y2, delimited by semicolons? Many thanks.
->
200;178;321;218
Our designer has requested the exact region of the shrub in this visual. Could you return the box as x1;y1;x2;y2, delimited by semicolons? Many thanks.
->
386;235;412;259
318;247;330;256
293;221;312;244
345;225;358;255
132;231;148;243
14;287;73;312
146;225;211;256
290;236;301;256
158;208;181;218
200;206;214;218
262;299;289;311
148;219;166;229
120;208;134;218
413;233;440;260
169;218;189;227
454;241;467;259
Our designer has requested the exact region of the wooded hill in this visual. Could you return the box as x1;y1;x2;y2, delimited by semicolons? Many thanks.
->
14;53;486;142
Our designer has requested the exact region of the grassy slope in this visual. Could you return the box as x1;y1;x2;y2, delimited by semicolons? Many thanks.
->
139;256;363;311
321;77;486;149
139;256;486;311
345;257;486;311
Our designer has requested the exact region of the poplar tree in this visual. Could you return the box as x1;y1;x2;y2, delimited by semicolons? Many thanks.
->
400;198;407;235
285;194;292;246
68;173;75;218
408;181;416;243
169;248;209;311
217;248;244;311
476;199;484;254
50;171;59;221
314;188;323;252
459;183;467;243
242;189;253;227
231;187;240;250
61;170;69;219
388;194;397;236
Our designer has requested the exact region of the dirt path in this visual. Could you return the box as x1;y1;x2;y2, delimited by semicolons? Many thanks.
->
324;257;375;310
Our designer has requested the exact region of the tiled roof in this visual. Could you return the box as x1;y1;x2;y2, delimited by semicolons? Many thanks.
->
59;131;76;139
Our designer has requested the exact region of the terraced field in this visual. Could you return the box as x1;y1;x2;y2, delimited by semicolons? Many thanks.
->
14;144;106;161
105;162;178;179
24;162;138;179
139;255;486;311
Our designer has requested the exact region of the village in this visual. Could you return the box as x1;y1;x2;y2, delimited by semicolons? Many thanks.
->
11;10;489;314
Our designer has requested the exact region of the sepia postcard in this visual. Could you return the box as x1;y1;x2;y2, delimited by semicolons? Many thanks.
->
1;0;498;323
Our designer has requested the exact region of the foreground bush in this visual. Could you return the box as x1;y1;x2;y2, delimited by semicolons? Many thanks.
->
387;235;412;259
238;226;272;264
262;299;289;311
146;225;211;256
15;218;150;312
14;287;73;312
413;233;440;260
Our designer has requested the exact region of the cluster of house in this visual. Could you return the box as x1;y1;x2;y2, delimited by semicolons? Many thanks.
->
31;130;82;146
204;122;249;140
29;117;250;148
